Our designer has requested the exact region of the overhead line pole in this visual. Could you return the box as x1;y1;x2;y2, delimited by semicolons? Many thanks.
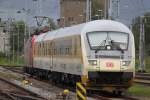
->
89;0;92;21
86;0;89;22
139;16;145;72
86;0;91;22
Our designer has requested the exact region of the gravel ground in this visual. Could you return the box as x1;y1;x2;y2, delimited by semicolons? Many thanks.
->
0;66;77;100
1;66;149;100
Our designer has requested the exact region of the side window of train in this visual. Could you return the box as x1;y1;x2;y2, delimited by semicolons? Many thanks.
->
45;42;47;56
50;41;53;55
41;42;43;56
46;42;48;56
43;42;44;56
38;43;41;56
39;43;40;56
48;42;50;55
60;48;62;56
38;43;40;56
75;36;77;56
40;43;42;56
43;42;45;56
48;42;49;56
40;43;41;56
49;47;51;56
54;48;56;55
65;48;68;55
74;36;78;56
36;43;37;56
34;43;36;56
34;43;35;56
65;47;71;55
44;42;46;56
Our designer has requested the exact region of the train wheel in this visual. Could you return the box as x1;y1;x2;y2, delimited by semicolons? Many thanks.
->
117;91;123;96
87;89;93;96
113;90;123;96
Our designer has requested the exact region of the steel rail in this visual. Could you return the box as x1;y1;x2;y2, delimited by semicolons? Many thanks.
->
0;77;45;100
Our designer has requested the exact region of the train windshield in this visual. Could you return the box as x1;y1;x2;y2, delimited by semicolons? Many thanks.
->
87;31;129;51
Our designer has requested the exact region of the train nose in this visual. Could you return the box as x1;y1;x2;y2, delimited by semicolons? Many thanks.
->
99;59;121;71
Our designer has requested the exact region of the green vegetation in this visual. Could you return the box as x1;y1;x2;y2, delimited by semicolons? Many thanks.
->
0;71;22;80
0;55;24;66
9;21;26;54
127;84;150;97
135;57;150;73
132;12;150;72
132;12;150;52
145;57;150;72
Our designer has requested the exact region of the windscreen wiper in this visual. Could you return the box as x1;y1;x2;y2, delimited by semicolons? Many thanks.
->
111;40;124;53
95;33;111;53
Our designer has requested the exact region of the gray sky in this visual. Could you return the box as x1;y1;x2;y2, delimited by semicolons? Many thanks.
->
119;0;150;25
0;0;60;26
0;0;150;26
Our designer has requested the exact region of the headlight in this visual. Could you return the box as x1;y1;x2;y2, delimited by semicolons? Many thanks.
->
88;60;97;66
122;61;131;66
106;45;111;50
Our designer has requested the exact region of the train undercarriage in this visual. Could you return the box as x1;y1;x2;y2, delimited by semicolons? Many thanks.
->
24;67;134;95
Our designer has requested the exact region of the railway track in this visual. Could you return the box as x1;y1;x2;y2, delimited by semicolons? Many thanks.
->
91;94;111;100
134;73;150;85
93;95;138;100
0;65;76;99
0;65;24;74
3;65;150;86
90;91;138;100
0;65;146;100
0;91;43;100
0;77;45;100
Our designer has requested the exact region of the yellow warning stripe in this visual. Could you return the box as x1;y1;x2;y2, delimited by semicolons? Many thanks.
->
77;90;86;100
76;82;86;94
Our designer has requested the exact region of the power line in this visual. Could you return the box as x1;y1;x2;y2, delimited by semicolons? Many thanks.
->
140;0;147;13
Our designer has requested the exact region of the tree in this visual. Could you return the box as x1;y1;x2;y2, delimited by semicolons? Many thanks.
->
47;18;57;30
9;21;27;55
144;13;150;55
132;12;150;55
33;17;57;35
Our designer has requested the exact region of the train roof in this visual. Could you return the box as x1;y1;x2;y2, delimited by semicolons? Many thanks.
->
35;20;132;42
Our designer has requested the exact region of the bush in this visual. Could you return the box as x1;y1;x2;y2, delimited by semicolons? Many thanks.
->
0;52;5;58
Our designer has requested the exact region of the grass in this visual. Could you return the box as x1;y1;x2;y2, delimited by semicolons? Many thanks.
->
126;84;150;97
0;71;22;80
0;56;25;66
145;57;150;72
135;56;150;73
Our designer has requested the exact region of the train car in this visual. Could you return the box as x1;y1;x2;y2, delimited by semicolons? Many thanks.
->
24;20;135;94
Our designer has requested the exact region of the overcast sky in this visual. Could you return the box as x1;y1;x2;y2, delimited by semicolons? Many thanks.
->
0;0;150;26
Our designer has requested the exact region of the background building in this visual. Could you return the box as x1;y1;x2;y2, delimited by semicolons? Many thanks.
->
59;0;109;27
0;21;10;55
59;0;86;27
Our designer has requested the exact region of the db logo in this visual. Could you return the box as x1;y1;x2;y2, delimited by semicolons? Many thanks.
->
106;62;114;67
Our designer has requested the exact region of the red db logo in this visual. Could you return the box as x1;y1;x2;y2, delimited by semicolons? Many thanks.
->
106;62;114;67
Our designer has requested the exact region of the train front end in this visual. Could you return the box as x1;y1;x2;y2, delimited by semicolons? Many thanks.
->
82;20;135;93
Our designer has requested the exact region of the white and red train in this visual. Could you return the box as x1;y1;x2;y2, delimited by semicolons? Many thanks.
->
24;20;135;94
